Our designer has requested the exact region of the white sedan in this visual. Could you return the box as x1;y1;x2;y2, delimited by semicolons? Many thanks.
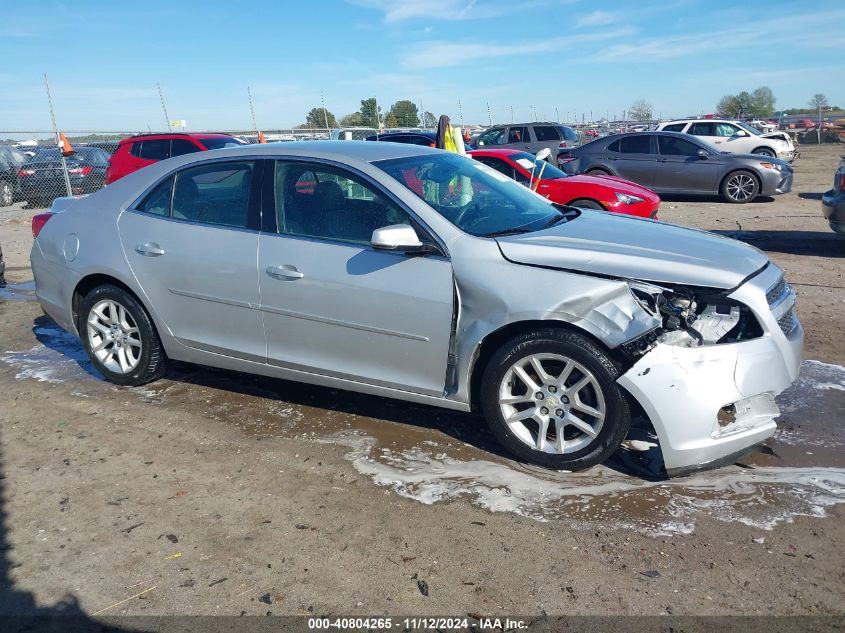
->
657;119;795;161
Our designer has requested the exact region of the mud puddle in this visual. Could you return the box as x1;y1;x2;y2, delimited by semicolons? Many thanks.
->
2;321;844;534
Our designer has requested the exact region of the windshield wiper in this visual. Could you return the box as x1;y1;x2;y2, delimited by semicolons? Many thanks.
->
483;227;534;238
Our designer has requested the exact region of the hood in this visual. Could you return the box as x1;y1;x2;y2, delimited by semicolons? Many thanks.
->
496;210;768;289
761;131;791;143
559;174;658;197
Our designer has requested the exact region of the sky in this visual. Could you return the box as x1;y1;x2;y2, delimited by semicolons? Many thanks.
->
1;0;843;134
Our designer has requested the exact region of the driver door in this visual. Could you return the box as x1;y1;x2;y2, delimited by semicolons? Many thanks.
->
257;161;454;396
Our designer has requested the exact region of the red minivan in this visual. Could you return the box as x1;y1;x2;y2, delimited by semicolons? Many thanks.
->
105;133;246;184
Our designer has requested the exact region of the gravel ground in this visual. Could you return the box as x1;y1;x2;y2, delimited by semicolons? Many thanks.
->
0;144;843;620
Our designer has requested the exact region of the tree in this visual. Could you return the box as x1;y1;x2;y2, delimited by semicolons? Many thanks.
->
383;111;400;128
717;94;741;117
628;99;653;122
750;86;775;117
809;93;829;111
421;111;437;128
304;107;337;129
388;100;419;127
734;91;755;118
339;112;364;127
359;97;381;128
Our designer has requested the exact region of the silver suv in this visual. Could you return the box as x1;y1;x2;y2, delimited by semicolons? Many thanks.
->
472;122;580;158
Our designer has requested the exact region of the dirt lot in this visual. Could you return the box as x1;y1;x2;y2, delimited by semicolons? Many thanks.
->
0;144;843;621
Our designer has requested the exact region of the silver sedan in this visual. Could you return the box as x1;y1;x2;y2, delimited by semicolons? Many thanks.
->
30;141;803;475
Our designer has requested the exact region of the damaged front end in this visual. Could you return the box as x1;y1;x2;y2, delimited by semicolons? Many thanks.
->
616;265;803;476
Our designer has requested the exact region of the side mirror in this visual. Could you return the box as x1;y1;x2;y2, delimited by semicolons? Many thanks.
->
535;147;552;161
697;149;709;158
371;224;424;252
735;130;748;137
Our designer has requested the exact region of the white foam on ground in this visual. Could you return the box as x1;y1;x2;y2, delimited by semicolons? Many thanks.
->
321;430;845;534
0;326;98;384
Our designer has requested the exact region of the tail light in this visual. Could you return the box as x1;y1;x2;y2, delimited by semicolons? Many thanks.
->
558;156;576;164
18;168;34;177
559;141;568;148
67;165;93;176
32;212;53;238
838;172;845;192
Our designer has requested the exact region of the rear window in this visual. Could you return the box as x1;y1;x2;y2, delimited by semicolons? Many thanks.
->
199;136;247;150
171;139;201;157
533;126;561;141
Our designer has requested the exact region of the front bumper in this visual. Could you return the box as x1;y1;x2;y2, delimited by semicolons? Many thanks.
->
760;169;793;196
617;264;803;475
822;189;845;234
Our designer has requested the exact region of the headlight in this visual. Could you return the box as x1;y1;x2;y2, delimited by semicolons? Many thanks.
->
759;162;783;171
616;192;645;204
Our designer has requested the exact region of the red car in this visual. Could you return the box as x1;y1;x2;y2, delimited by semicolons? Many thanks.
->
468;148;660;218
105;132;246;184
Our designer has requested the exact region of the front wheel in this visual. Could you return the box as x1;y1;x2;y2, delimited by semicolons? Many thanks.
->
80;285;168;386
480;328;631;470
567;198;605;211
751;147;776;158
720;170;760;203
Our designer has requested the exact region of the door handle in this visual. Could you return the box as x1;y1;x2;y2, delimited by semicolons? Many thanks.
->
266;265;304;280
135;242;165;257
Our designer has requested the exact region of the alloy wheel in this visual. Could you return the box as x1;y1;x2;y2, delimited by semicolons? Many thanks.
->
726;174;756;201
86;299;142;374
498;353;606;454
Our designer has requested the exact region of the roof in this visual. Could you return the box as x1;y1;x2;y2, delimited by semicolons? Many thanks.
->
118;132;237;144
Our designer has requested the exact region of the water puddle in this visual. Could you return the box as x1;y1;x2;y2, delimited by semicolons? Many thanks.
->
2;321;844;534
0;280;36;302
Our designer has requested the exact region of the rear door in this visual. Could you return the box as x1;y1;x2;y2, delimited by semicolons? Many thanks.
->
531;125;562;155
505;126;531;152
257;160;454;395
119;159;265;361
605;134;656;187
653;135;720;193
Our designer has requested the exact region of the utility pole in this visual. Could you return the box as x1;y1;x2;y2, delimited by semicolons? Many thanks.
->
487;102;492;127
458;99;464;127
510;105;514;123
555;106;560;123
321;90;331;132
43;72;72;197
157;82;171;131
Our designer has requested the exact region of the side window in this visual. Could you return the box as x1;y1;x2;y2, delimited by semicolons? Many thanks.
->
606;139;621;153
716;123;738;137
689;122;715;136
658;136;702;157
128;141;143;158
274;162;413;246
171;161;255;228
508;126;528;143
171;139;201;157
476;128;504;146
533;126;561;141
136;176;173;217
662;123;687;133
475;157;519;182
138;139;171;161
618;136;652;154
408;135;435;146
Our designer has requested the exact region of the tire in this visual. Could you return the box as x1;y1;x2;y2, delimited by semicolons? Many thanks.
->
585;168;610;176
79;284;167;386
720;170;760;203
0;180;12;207
567;198;605;211
480;328;631;470
751;147;775;157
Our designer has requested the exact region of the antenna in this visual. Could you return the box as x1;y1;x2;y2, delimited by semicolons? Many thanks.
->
248;86;259;137
43;72;72;197
157;82;171;131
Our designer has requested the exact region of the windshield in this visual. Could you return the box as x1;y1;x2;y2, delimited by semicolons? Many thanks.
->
509;152;569;180
200;137;247;150
374;152;576;237
736;121;762;136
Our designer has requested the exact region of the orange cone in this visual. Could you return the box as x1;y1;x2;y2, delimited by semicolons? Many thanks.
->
258;131;266;144
58;132;75;156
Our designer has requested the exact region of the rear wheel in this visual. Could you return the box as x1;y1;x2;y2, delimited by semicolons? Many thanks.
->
480;328;631;470
585;168;610;176
80;285;167;386
720;170;759;203
567;198;605;211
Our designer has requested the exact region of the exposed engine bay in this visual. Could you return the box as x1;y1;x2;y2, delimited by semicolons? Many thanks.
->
623;281;763;355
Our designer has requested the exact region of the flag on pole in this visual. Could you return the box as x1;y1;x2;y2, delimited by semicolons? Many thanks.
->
58;132;75;156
